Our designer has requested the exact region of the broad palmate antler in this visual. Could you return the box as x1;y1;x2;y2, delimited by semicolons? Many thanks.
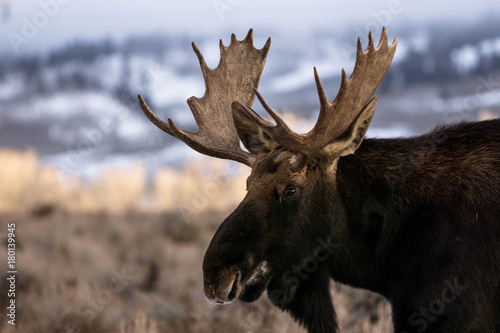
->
239;28;397;154
138;29;270;166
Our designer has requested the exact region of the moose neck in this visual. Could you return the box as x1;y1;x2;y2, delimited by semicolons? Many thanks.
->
329;137;429;296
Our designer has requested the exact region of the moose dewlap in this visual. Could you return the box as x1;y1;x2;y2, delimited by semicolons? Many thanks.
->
138;29;500;333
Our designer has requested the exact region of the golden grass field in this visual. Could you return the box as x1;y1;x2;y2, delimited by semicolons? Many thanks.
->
0;149;393;332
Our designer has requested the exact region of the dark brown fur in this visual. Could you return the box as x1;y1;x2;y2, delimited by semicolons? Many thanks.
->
203;119;500;332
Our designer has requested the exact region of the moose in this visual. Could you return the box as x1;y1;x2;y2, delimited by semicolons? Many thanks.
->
138;29;500;332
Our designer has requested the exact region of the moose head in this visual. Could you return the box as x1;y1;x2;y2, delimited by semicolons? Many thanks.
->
139;28;396;331
138;29;500;333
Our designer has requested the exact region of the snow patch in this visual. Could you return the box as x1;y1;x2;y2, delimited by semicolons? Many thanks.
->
451;45;480;75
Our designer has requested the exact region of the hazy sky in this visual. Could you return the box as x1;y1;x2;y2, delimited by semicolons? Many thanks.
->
0;0;499;55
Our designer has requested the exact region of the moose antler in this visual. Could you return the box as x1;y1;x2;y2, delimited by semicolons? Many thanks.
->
138;29;271;166
239;28;397;153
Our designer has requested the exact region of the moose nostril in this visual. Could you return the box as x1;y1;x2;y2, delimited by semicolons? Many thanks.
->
203;269;241;305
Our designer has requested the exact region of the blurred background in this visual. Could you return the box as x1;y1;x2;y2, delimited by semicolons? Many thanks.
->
0;1;499;332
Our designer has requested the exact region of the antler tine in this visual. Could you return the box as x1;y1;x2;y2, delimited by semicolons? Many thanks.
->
378;27;388;47
254;89;288;129
138;94;173;136
245;28;254;43
138;30;271;167
306;28;397;148
252;89;306;149
314;67;328;110
367;31;375;51
192;42;211;87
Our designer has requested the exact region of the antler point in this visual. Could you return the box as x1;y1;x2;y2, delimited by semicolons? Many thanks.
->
313;66;320;81
368;31;375;51
357;37;364;57
314;67;328;108
377;28;389;48
338;68;348;92
192;42;211;75
167;117;181;133
254;90;285;127
261;37;272;53
246;29;254;41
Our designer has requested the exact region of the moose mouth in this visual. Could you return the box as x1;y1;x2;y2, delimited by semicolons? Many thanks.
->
239;261;272;302
204;261;271;305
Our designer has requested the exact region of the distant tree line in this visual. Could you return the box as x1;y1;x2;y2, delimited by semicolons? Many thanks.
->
1;21;499;99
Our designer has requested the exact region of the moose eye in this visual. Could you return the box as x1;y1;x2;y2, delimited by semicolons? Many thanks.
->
284;186;297;197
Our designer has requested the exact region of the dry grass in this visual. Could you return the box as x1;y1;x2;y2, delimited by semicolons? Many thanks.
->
0;149;39;212
0;149;393;332
0;149;246;216
153;159;247;214
120;311;158;333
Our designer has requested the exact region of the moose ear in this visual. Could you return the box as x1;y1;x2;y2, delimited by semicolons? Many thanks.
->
325;97;377;157
232;101;276;155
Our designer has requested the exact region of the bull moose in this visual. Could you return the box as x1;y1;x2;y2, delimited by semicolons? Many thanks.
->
138;29;500;332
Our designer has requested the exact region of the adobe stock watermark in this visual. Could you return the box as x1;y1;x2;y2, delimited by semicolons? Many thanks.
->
336;0;403;68
178;161;241;224
383;128;447;192
7;0;72;54
54;64;168;180
353;0;403;38
213;0;245;21
404;278;467;333
443;73;500;124
382;73;500;192
268;236;340;305
236;236;340;332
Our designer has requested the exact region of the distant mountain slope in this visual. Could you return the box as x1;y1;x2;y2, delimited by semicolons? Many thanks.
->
0;21;499;177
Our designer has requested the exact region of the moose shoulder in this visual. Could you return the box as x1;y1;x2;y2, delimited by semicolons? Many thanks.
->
138;29;500;333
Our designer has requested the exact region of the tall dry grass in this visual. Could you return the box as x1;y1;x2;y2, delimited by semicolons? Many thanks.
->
153;159;247;213
0;149;39;212
0;149;246;216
